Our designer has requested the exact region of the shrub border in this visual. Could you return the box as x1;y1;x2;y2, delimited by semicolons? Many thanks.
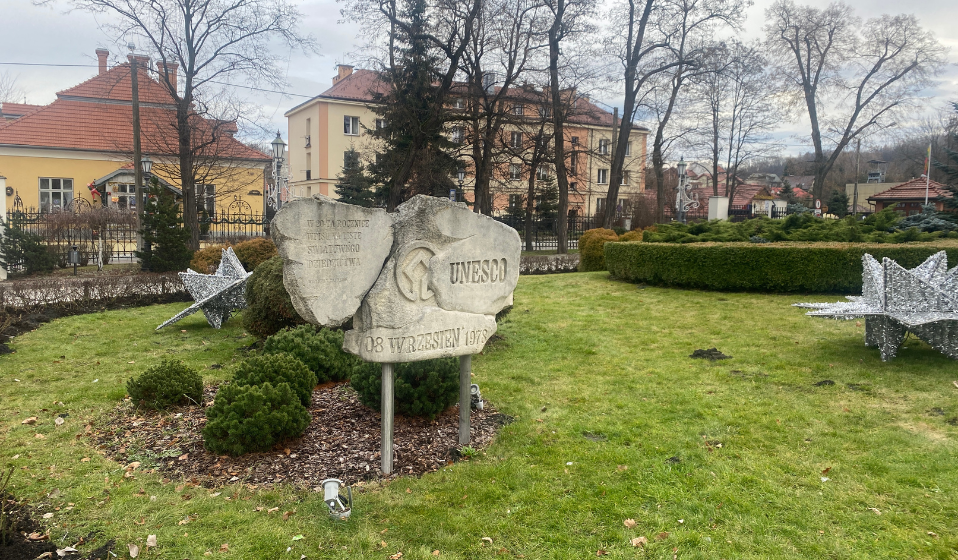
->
605;241;958;294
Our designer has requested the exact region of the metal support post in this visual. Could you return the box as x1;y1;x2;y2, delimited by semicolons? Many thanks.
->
459;355;472;445
381;363;395;474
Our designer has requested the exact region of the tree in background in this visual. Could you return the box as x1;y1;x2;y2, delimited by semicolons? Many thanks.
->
934;102;958;212
0;71;23;103
765;1;946;203
61;0;313;251
779;180;797;204
0;216;56;276
335;150;378;207
826;189;850;218
137;178;193;272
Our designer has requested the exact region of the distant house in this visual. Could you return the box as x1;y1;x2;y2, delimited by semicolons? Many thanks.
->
867;178;954;215
0;49;270;215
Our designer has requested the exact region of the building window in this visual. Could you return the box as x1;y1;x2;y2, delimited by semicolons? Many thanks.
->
451;126;464;144
621;171;630;185
596;197;605;215
513;103;524;116
306;152;311;181
509;163;522;181
598;139;610;155
39;177;73;212
569;155;578;175
597;169;608;184
111;183;137;210
539;105;551;118
625;142;632;156
376;118;387;130
454;98;465;109
509;193;522;211
196;184;215;217
537;165;550;181
305;118;311;147
344;115;360;135
510;131;522;149
571;136;579;145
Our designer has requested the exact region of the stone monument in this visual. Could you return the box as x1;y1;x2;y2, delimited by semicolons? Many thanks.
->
272;195;520;473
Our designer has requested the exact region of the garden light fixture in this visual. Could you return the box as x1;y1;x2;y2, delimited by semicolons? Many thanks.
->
140;155;153;175
320;478;352;520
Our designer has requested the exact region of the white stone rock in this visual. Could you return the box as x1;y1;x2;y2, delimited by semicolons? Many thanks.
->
271;195;394;327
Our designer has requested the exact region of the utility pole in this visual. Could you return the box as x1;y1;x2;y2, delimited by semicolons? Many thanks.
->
853;138;861;217
130;44;145;262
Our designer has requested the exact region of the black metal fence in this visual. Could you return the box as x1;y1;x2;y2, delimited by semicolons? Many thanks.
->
495;215;598;250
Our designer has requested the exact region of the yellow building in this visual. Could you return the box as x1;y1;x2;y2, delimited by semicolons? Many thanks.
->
284;65;648;216
0;49;270;216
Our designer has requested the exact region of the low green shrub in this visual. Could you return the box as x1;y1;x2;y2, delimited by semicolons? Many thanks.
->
127;359;203;410
233;238;278;270
351;358;459;420
242;255;305;339
578;228;619;272
202;382;311;456
263;325;358;383
232;353;317;407
605;241;958;293
619;230;643;242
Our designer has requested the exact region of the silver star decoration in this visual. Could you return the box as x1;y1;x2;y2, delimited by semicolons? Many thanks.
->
157;247;252;330
795;252;958;361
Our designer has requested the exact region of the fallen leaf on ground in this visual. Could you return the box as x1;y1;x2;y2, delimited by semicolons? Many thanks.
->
291;535;304;541
81;457;90;462
283;510;294;520
656;532;669;541
389;553;403;559
821;477;830;482
868;508;881;515
22;417;38;425
481;537;493;545
267;507;279;513
56;546;79;555
135;518;145;525
928;531;938;537
128;544;140;558
952;380;958;389
178;453;189;461
432;551;440;556
406;488;411;493
42;512;54;519
821;467;832;475
631;537;648;547
379;541;388;548
617;465;628;471
219;543;229;552
596;550;608;556
27;532;49;541
623;519;637;528
146;535;157;547
55;417;65;426
35;433;46;439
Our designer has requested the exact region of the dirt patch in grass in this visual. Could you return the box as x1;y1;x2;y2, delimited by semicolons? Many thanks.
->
91;383;510;487
1;494;116;560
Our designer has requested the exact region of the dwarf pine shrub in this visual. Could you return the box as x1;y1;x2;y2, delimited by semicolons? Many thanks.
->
127;360;203;410
242;255;305;339
351;358;459;420
231;353;317;408
263;325;359;383
202;382;311;456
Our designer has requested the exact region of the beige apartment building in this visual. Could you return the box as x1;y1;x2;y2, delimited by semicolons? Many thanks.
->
284;65;648;216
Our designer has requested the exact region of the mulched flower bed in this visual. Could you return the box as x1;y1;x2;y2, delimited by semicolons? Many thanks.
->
91;383;512;487
0;494;116;560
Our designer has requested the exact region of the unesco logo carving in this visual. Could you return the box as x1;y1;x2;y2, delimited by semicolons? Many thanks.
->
396;242;437;302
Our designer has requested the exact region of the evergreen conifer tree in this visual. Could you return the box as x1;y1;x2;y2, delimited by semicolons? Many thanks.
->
334;149;378;207
779;180;797;204
366;0;458;210
0;215;56;276
934;102;958;212
137;177;193;272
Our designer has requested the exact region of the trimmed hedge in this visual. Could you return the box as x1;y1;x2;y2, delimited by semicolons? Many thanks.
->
242;255;305;339
605;241;958;293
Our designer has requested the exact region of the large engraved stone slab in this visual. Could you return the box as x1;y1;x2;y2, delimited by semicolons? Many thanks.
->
271;195;394;327
348;196;520;362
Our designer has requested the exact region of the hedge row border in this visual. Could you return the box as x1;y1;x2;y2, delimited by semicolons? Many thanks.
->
605;242;958;294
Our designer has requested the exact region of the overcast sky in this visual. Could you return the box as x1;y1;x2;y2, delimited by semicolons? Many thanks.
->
2;0;956;156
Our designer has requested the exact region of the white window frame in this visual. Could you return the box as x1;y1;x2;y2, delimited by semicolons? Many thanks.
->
344;115;360;136
451;126;464;144
376;118;387;130
39;177;74;212
598;139;610;155
537;165;550;181
510;131;522;149
513;103;524;116
196;183;215;217
625;142;632;157
621;170;630;185
454;98;465;109
597;169;608;184
509;163;522;181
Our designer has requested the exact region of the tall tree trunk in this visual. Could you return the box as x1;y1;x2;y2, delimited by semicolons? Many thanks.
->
177;101;200;251
549;0;569;253
525;172;535;251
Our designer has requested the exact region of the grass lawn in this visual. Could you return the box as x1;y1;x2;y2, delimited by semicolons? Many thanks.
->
2;272;957;559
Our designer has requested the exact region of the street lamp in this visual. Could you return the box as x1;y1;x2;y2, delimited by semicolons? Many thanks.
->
455;168;465;202
271;131;287;211
139;155;153;208
674;157;698;224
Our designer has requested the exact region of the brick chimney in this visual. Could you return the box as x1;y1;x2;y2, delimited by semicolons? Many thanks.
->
95;48;109;75
332;64;354;85
127;54;151;68
157;60;178;91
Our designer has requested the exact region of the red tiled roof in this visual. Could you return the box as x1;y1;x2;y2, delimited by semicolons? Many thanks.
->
867;178;953;201
300;69;649;131
1;102;45;118
57;62;175;106
0;63;268;161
